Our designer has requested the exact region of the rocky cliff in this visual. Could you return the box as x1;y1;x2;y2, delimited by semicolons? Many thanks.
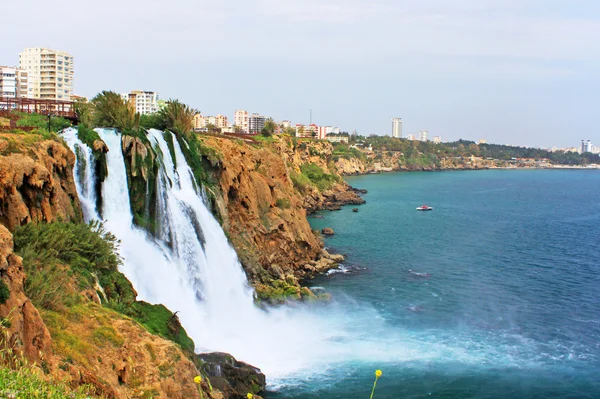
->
334;149;500;175
0;133;82;230
200;136;358;301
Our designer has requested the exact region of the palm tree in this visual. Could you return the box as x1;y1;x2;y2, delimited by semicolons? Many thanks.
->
157;99;198;137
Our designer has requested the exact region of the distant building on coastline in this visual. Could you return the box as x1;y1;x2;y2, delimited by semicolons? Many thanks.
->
392;117;402;138
121;90;159;115
19;47;74;100
433;136;442;144
0;66;29;99
581;140;593;154
249;113;266;134
419;130;428;141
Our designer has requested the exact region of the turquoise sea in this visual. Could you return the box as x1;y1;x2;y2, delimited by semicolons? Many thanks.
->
269;170;600;399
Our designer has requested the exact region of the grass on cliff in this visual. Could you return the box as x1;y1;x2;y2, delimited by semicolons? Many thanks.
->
13;221;195;352
0;367;93;399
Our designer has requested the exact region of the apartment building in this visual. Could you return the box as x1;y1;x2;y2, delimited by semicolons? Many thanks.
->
121;90;159;115
296;124;319;138
0;66;29;99
433;136;442;144
249;113;266;134
419;130;429;142
215;114;228;129
19;47;74;100
234;110;249;133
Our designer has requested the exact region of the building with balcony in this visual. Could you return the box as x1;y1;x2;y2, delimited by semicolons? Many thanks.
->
249;113;266;134
0;66;29;99
19;47;73;100
234;110;249;133
121;90;159;115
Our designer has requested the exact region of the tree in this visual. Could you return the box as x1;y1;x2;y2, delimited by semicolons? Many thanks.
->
283;126;296;136
91;91;140;132
261;117;276;137
157;99;198;137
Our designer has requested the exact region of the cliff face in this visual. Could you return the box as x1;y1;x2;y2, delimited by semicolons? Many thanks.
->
0;224;53;364
0;134;82;230
204;137;323;283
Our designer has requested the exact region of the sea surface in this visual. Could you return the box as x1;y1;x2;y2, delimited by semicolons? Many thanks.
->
267;170;600;399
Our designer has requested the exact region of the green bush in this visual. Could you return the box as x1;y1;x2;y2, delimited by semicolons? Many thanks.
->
15;112;71;133
13;221;122;310
300;163;338;191
76;124;100;148
0;280;9;305
290;171;311;193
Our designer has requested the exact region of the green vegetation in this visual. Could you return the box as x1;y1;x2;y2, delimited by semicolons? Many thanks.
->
0;280;9;305
261;118;276;137
91;91;141;135
75;123;100;148
14;221;121;311
0;366;93;399
157;99;197;136
289;170;312;193
12;221;195;352
299;163;339;191
15;112;71;133
275;198;291;209
126;302;195;352
331;144;366;162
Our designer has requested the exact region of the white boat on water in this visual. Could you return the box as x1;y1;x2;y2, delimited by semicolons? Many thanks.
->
416;205;433;211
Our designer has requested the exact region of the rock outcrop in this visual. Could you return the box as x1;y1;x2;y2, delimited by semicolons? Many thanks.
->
198;352;266;398
0;224;53;364
0;135;82;230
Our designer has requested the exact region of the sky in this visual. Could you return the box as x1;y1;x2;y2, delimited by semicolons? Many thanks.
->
2;0;599;147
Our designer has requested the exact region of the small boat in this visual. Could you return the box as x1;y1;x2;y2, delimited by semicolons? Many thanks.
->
416;205;433;211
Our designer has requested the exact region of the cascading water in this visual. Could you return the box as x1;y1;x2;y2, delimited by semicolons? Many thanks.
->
62;128;99;221
64;127;551;390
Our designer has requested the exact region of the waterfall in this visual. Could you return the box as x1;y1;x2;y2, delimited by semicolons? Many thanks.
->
64;127;407;384
62;128;99;220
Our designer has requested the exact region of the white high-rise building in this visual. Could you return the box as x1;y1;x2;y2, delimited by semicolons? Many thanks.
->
121;91;159;115
234;110;249;133
419;130;429;141
19;47;74;100
0;66;29;99
581;140;593;154
433;136;442;144
392;117;402;138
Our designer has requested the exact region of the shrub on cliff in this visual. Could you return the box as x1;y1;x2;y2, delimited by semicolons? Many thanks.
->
13;221;195;352
14;221;122;310
300;163;339;191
